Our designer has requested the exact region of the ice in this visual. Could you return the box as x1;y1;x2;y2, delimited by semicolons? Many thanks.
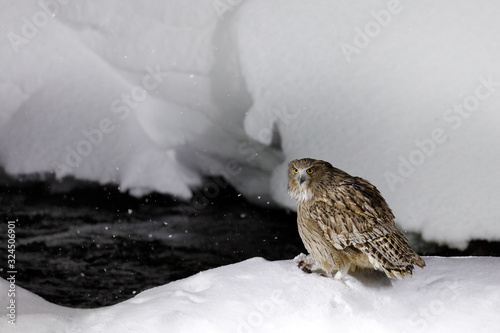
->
1;0;500;246
1;257;500;332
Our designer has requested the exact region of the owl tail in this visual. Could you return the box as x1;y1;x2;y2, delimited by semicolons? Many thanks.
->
362;236;426;279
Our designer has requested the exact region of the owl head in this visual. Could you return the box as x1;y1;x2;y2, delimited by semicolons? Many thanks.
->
287;158;333;202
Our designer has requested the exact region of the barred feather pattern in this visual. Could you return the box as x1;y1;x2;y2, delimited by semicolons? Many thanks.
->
288;158;425;279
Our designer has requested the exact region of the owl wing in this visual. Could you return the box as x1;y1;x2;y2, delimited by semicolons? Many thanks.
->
309;198;394;249
311;177;396;246
309;179;425;272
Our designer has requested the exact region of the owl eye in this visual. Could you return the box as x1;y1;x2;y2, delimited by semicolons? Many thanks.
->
306;168;314;174
293;168;298;174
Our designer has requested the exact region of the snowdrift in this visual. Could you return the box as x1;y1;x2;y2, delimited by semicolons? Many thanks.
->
1;257;499;332
1;0;500;246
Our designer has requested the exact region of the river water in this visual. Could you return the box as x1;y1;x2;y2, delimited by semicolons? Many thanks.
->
0;180;305;308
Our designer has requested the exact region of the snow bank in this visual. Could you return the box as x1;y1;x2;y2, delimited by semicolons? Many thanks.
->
1;257;499;332
1;0;500;246
232;0;500;248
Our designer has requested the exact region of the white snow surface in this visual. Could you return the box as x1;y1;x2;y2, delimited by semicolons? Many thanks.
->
1;257;500;332
1;0;500;246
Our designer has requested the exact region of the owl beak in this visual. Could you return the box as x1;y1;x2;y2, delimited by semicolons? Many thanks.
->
299;174;308;185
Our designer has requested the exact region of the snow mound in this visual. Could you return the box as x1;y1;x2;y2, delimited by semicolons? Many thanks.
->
1;0;500;246
1;257;499;332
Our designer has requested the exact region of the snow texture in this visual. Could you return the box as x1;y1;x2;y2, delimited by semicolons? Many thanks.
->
1;0;500;247
1;257;500;332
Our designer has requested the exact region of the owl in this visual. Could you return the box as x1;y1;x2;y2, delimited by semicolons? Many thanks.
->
287;158;425;279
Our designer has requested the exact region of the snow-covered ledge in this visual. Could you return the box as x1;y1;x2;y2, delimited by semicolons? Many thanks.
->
1;257;499;332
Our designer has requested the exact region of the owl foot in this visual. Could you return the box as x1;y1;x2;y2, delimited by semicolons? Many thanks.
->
294;253;316;273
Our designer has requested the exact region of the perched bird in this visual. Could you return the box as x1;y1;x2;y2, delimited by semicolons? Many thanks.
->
287;158;425;279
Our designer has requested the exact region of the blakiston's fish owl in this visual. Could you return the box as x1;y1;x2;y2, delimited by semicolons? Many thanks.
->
288;158;425;279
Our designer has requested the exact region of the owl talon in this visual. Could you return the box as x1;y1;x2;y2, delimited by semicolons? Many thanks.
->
300;265;312;274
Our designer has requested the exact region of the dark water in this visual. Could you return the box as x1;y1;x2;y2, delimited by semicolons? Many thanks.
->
1;179;499;308
0;179;305;308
